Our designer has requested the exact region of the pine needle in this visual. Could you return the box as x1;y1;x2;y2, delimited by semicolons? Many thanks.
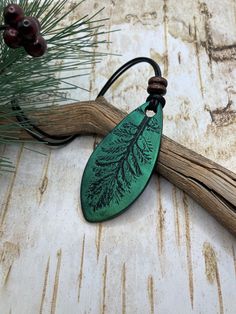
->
0;0;112;172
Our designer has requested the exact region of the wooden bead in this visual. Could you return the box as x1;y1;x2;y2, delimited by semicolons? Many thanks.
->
147;83;167;95
148;76;168;87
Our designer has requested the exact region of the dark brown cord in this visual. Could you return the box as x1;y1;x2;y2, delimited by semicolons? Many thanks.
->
13;57;167;145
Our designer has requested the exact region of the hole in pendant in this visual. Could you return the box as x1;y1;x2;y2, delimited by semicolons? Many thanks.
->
145;109;156;117
145;100;157;117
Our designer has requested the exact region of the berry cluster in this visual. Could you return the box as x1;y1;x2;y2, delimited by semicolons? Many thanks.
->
2;4;47;57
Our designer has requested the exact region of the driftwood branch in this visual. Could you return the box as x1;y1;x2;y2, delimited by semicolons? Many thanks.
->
10;97;236;235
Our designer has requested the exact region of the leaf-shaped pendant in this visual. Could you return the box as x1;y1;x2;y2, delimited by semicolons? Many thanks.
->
80;101;163;222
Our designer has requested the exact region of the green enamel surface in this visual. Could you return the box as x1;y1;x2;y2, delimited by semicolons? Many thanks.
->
80;101;163;222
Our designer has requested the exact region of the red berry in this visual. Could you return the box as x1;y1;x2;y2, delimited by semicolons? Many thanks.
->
17;16;40;41
24;35;47;57
30;17;41;31
4;4;24;27
3;28;22;49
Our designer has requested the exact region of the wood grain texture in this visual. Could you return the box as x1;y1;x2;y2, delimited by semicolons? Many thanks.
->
10;97;236;234
0;0;236;313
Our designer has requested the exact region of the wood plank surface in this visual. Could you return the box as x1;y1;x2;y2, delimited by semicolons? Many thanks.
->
0;0;236;313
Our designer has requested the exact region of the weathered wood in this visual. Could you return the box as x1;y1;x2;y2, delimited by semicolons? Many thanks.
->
158;137;236;234
11;96;236;234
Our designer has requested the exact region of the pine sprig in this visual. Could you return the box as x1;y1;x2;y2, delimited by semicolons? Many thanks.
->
0;0;111;171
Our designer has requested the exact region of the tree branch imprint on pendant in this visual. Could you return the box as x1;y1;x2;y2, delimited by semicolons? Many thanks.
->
86;111;161;211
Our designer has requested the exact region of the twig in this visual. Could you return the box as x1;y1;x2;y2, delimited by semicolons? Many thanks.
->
5;97;236;235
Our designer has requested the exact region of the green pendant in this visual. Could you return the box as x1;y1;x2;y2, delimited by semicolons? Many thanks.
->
80;101;163;222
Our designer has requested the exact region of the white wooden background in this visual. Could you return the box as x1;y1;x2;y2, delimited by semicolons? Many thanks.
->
0;0;236;313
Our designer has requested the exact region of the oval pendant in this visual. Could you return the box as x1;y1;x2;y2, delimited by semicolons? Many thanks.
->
80;101;163;222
